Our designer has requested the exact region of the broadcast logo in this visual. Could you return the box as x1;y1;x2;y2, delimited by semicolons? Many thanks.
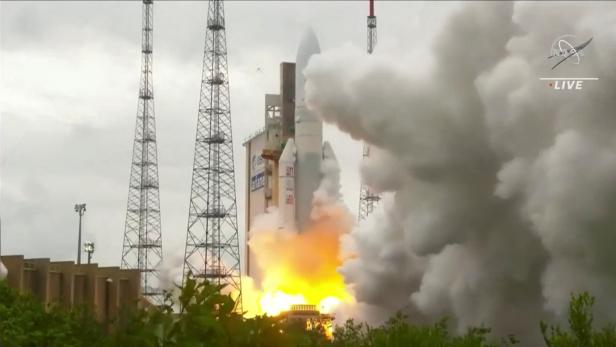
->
541;34;598;91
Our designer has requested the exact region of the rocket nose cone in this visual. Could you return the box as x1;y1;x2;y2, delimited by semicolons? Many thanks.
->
279;138;297;162
296;27;321;63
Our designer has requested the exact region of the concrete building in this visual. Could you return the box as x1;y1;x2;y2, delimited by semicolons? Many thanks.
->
1;255;141;325
244;62;295;277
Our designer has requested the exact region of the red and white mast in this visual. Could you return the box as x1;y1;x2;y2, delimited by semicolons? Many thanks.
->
358;0;380;221
367;0;377;54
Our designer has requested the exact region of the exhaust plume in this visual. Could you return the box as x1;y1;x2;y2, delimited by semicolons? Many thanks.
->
244;143;354;317
304;0;616;340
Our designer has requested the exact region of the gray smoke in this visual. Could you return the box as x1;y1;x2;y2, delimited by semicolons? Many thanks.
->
304;1;616;342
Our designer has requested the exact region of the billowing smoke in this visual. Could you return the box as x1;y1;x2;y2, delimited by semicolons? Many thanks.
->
304;0;616;340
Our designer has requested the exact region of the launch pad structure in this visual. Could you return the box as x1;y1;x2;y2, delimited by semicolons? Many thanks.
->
243;63;296;277
115;0;376;308
279;304;334;337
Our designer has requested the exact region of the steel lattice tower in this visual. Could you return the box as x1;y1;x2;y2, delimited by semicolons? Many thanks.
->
121;0;163;304
182;0;242;310
358;0;380;221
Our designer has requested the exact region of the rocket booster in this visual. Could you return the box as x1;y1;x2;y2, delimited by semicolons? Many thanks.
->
294;28;323;230
278;138;296;230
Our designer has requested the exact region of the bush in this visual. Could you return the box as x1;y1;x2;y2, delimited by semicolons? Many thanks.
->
1;279;615;347
0;281;103;346
331;313;516;347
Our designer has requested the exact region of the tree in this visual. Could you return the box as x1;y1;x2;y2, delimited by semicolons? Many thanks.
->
541;292;616;347
331;313;516;347
2;278;616;347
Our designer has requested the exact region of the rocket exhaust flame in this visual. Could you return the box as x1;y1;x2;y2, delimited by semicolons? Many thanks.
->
242;201;354;318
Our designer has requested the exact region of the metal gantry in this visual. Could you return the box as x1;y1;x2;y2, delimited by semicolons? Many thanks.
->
121;0;164;304
182;0;242;310
358;0;380;221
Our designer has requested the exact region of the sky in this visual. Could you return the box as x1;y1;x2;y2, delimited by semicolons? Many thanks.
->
0;1;459;269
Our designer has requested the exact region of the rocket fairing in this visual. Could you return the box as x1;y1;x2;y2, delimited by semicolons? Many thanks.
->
278;138;297;230
294;27;323;230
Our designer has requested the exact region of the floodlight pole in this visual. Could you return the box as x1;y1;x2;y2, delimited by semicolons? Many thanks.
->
74;204;86;264
85;241;95;264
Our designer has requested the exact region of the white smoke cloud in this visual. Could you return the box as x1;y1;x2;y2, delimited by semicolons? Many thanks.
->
305;0;616;342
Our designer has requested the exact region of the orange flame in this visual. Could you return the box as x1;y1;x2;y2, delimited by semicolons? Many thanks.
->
242;203;354;317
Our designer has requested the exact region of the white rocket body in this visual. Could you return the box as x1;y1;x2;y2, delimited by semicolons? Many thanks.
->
278;138;297;230
294;28;323;230
277;28;338;231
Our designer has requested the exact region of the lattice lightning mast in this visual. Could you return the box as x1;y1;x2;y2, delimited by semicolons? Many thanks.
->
358;0;380;221
367;0;377;54
182;0;242;310
121;0;164;304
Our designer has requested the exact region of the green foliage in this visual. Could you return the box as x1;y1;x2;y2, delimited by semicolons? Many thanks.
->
106;277;314;347
1;279;615;347
541;292;616;347
331;313;514;347
0;281;104;347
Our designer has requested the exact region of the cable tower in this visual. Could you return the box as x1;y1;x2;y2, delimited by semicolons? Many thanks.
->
121;0;163;304
358;0;380;221
182;0;242;310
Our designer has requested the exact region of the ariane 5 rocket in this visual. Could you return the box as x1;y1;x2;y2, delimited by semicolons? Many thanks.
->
278;28;337;231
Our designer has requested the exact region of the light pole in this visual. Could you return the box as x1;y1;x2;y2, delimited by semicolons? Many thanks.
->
84;241;95;264
74;203;86;264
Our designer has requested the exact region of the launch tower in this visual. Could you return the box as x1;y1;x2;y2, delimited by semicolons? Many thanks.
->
182;0;242;310
358;0;380;221
121;0;164;304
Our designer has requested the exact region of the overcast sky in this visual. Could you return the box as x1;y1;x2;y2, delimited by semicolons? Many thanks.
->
0;1;459;269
